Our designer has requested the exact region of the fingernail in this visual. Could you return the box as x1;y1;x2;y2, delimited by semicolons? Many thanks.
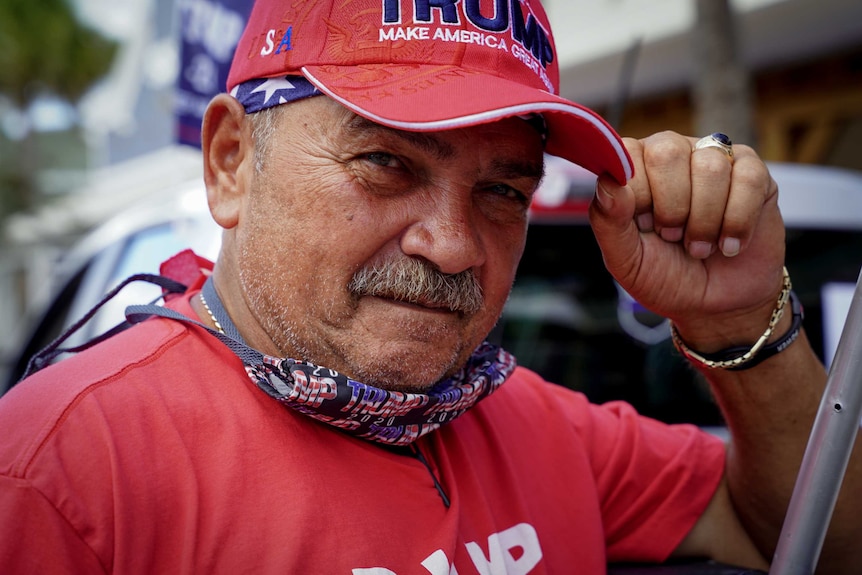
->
595;180;613;210
660;227;683;242
689;241;713;259
636;212;654;232
721;237;740;257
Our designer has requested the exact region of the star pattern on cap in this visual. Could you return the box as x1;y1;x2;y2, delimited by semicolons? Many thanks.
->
230;76;321;114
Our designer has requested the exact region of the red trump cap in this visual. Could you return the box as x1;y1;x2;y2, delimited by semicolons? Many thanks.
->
227;0;633;183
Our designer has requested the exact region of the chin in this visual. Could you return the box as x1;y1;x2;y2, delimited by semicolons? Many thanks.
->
358;368;450;394
346;349;465;394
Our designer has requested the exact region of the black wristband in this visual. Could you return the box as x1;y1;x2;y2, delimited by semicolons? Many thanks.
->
698;290;804;371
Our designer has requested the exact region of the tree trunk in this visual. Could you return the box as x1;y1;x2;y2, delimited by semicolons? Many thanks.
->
691;0;756;147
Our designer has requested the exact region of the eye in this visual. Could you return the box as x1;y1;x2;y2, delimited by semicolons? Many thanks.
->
363;152;401;169
485;183;530;204
476;183;533;224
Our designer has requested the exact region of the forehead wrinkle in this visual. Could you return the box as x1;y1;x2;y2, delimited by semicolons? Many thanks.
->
345;115;456;161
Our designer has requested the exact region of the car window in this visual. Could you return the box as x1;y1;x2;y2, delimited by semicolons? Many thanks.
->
69;224;205;343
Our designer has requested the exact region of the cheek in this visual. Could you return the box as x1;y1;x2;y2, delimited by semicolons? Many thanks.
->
239;175;396;295
247;161;357;239
481;224;528;303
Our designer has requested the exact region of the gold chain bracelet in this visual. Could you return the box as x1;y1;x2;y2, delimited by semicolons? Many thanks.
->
669;267;796;370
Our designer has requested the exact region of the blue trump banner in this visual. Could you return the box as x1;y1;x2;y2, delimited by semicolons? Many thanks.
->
176;0;253;148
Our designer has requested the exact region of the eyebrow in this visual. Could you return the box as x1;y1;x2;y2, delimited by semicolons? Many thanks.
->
344;115;545;182
345;115;456;161
489;157;545;183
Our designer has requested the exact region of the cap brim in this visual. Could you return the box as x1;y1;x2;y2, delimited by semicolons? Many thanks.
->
301;64;633;184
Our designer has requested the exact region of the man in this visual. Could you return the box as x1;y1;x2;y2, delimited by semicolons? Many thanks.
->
1;0;859;572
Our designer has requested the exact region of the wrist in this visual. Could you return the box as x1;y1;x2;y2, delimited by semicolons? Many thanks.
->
670;268;803;371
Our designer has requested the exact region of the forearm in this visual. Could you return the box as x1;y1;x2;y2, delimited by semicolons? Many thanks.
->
703;329;822;552
588;131;862;569
677;311;862;570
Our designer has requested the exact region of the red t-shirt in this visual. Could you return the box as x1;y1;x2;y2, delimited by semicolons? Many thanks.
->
0;285;724;574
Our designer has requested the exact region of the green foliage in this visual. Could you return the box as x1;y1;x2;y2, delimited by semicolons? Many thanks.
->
0;0;118;106
0;0;119;226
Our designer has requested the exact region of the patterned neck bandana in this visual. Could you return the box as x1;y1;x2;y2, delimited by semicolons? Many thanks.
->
247;341;515;445
128;278;516;446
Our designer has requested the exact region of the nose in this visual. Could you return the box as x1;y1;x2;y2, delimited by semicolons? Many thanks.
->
399;188;486;275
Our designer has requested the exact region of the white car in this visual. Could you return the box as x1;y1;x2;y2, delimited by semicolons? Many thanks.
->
5;158;862;432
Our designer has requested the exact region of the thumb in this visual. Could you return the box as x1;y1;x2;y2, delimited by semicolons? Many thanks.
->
588;174;642;282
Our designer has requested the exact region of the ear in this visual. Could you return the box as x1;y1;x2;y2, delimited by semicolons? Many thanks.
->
201;93;254;229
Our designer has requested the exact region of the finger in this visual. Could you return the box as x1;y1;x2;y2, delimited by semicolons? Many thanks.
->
719;145;775;257
621;137;655;233
641;132;694;243
686;141;733;259
589;174;641;283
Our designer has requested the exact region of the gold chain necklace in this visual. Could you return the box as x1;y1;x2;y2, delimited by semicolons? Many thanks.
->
199;292;225;335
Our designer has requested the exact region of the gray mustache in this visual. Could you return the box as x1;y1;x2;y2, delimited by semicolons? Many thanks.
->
349;258;484;314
